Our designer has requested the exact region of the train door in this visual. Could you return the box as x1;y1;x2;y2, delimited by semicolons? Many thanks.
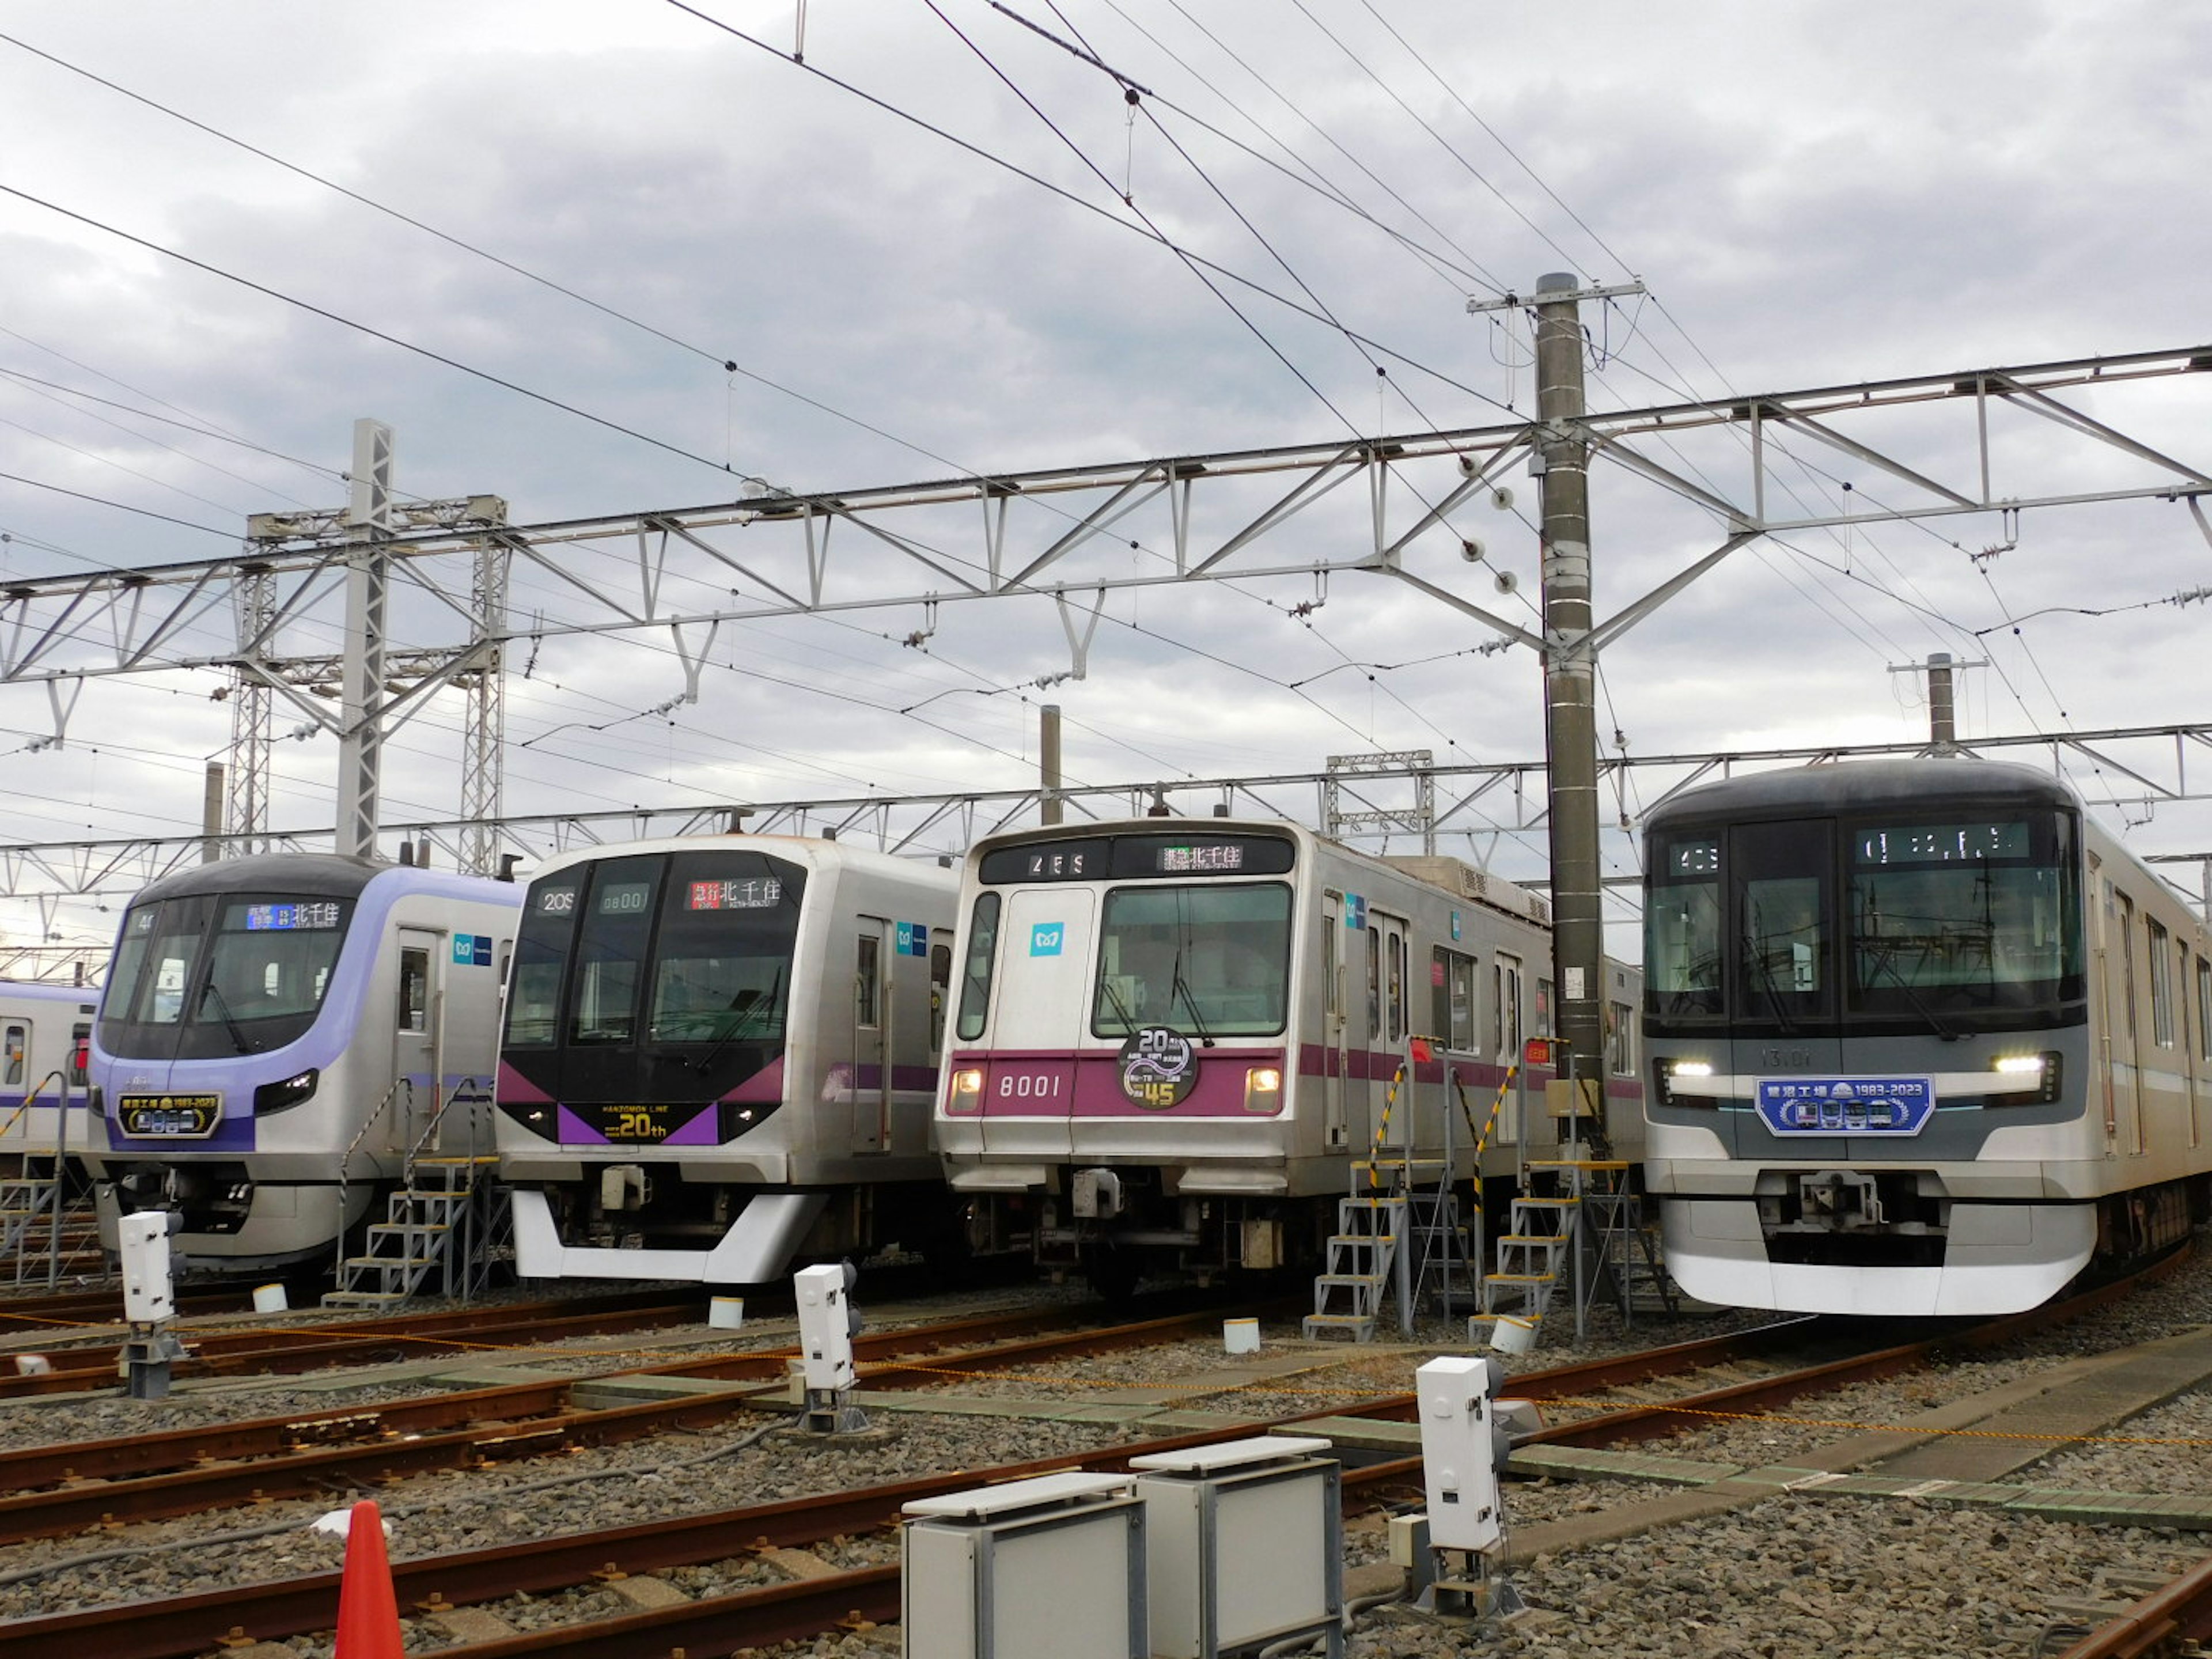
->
1493;952;1522;1150
1377;910;1412;1153
394;929;442;1152
852;917;889;1153
2111;888;2144;1155
980;888;1096;1154
1321;890;1349;1149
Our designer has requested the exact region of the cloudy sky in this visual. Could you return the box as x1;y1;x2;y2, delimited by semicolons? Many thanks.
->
1;0;2208;959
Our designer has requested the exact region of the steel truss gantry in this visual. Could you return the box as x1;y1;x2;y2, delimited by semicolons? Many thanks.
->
8;721;2212;919
2;342;2209;874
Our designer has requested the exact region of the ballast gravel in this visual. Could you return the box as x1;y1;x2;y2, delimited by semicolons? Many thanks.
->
2;1246;2211;1655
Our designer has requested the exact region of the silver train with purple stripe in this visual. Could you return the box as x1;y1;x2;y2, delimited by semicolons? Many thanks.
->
82;854;523;1272
494;834;962;1284
1643;757;2212;1316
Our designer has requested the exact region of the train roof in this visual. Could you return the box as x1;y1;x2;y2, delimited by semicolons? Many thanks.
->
124;851;518;908
1644;757;2078;827
521;832;956;883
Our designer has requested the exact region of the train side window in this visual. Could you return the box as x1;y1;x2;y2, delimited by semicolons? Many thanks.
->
955;892;1001;1043
2147;919;2175;1048
1386;927;1406;1043
929;942;951;1051
1608;1001;1637;1074
1365;926;1381;1041
69;1023;89;1087
2116;892;2139;1040
2;1023;22;1086
1493;955;1522;1059
397;948;430;1034
856;933;882;1030
2199;957;2212;1062
1535;978;1554;1039
1431;948;1476;1051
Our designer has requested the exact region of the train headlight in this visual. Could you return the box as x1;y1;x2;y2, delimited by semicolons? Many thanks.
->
252;1067;319;1115
1242;1066;1283;1114
1990;1051;2062;1106
947;1067;984;1115
1657;1058;1717;1108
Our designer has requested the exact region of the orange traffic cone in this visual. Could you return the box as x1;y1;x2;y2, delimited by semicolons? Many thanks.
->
335;1499;403;1658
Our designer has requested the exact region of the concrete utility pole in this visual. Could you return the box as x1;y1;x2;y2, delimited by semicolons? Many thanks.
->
1533;273;1607;1138
1040;703;1063;825
335;418;395;863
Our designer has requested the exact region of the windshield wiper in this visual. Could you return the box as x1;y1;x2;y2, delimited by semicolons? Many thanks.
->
1168;903;1214;1047
693;967;782;1074
1099;972;1140;1036
1858;937;1962;1041
198;981;253;1055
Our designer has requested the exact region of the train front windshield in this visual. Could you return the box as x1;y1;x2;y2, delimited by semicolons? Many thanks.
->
1090;884;1291;1037
505;849;806;1108
1646;808;2083;1030
99;894;352;1059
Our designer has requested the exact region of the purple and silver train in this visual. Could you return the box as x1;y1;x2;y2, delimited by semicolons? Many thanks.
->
82;853;522;1271
494;834;961;1283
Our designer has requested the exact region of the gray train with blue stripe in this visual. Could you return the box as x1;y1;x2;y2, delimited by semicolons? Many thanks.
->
82;854;522;1271
1642;757;2212;1315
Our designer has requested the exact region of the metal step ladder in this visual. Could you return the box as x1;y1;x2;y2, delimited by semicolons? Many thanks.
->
1301;1191;1407;1342
0;1154;100;1287
1480;1183;1578;1346
1586;1172;1677;1322
323;1156;506;1309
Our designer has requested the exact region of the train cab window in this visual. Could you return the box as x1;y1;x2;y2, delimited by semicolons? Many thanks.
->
1733;820;1833;1024
508;880;581;1048
2148;919;2175;1047
1091;883;1291;1039
955;892;1001;1043
397;948;430;1034
1431;948;1476;1051
645;851;804;1049
1645;834;1722;1020
2;1024;23;1086
569;858;660;1044
856;933;882;1030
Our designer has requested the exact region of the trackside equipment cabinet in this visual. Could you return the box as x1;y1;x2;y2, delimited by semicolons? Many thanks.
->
1128;1434;1343;1658
900;1472;1145;1659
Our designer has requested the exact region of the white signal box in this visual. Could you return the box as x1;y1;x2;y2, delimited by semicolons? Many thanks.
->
1416;1355;1504;1554
119;1211;176;1325
793;1261;856;1392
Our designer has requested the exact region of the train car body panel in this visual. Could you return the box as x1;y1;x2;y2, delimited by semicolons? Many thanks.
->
0;980;99;1164
83;855;522;1271
937;817;1641;1282
1641;756;2212;1316
493;834;958;1284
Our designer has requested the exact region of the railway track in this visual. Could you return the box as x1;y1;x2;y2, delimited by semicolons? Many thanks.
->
1;1254;2198;1656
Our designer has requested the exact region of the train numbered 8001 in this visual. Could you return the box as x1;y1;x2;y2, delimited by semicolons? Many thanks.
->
934;815;1643;1293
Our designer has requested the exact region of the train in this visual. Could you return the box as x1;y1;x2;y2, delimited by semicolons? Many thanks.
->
0;979;99;1169
493;833;964;1283
81;853;522;1272
932;815;1644;1293
1641;755;2212;1316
